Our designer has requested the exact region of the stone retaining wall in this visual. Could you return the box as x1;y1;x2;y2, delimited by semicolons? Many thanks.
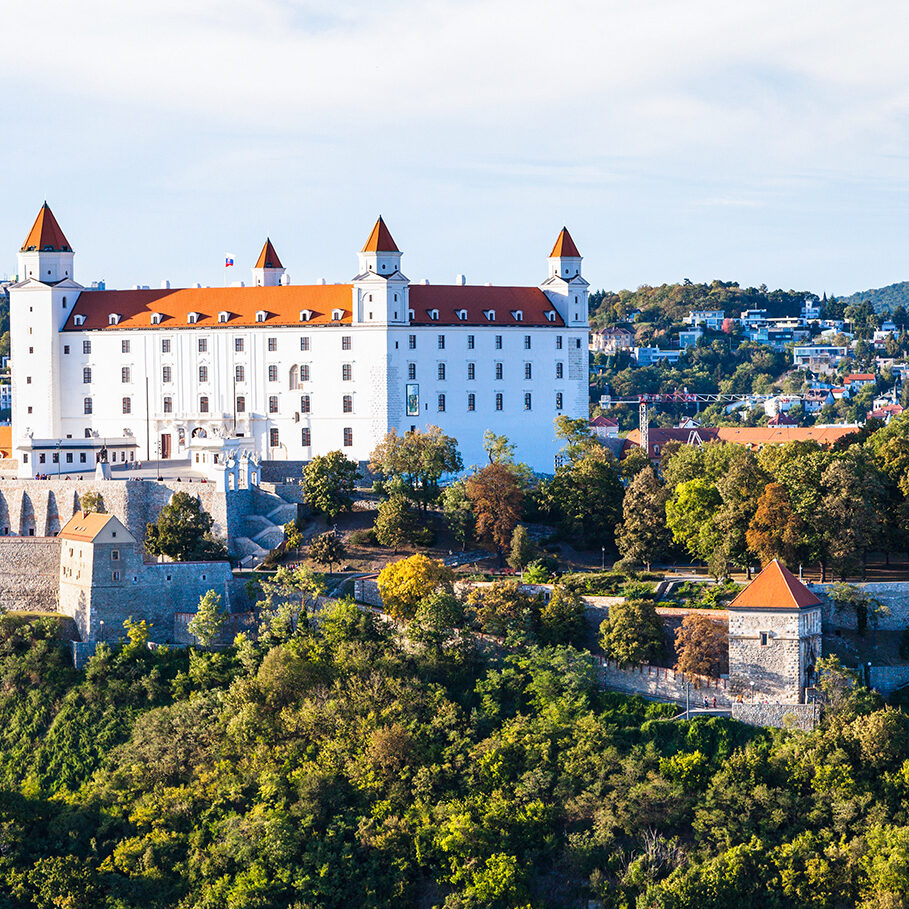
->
811;582;909;631
869;666;909;696
598;658;731;707
0;538;61;611
731;702;819;731
354;577;382;608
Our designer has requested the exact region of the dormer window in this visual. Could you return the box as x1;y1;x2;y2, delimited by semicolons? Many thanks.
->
108;313;121;326
408;309;415;320
255;310;267;323
331;309;343;321
512;310;523;322
218;311;230;323
429;309;439;321
484;309;496;321
545;310;556;323
74;314;86;327
187;312;200;324
456;309;467;321
150;312;163;325
300;310;312;322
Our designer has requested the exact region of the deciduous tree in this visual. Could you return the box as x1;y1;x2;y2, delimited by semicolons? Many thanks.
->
745;482;802;568
599;598;664;665
187;590;226;649
465;463;523;557
377;554;454;620
674;613;727;677
144;492;226;562
301;450;359;521
616;466;670;571
374;494;421;553
308;529;346;573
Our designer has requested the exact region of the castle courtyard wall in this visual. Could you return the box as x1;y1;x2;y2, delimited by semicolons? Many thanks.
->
0;538;61;611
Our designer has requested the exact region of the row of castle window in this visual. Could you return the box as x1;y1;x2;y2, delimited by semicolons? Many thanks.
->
72;334;577;358
269;427;353;448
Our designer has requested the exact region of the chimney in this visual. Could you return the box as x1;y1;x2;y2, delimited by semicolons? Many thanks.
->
456;274;466;286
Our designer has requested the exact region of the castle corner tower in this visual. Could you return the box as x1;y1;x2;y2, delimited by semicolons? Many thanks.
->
251;238;286;287
540;227;588;328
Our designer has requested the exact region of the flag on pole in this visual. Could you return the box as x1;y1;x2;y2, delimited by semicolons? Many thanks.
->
225;254;235;267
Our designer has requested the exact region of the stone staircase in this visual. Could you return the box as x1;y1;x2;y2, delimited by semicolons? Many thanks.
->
231;485;300;567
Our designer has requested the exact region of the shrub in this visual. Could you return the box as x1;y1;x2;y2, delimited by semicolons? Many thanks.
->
348;528;378;547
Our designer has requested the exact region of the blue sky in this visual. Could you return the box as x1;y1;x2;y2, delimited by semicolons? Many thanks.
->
3;0;909;296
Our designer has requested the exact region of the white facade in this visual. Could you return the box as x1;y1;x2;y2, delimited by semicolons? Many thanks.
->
10;210;589;477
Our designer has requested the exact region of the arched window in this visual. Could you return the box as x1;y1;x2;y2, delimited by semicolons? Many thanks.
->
289;365;299;390
199;396;209;413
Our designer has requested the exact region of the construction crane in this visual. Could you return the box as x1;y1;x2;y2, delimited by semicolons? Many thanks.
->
599;391;808;457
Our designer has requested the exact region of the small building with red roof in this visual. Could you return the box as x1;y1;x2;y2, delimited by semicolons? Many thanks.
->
728;560;822;703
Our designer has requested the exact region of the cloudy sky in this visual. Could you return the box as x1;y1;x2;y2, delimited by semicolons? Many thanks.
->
2;0;909;295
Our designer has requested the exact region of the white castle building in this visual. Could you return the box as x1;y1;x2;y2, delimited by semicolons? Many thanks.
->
10;204;589;477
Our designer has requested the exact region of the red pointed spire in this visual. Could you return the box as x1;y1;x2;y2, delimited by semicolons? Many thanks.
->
361;216;399;253
549;226;580;258
21;203;72;253
255;238;283;269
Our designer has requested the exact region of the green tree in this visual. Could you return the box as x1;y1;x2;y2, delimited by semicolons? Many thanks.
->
440;480;475;550
665;477;723;566
467;579;542;639
714;447;769;578
144;492;227;561
283;520;303;552
369;425;462;511
616;466;670;570
507;525;536;575
308;529;346;573
539;586;587;646
187;590;226;649
410;591;465;657
78;491;105;514
599;598;664;665
301;450;359;522
374;494;421;553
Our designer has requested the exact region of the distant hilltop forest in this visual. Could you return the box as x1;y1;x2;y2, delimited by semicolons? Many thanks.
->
589;278;909;329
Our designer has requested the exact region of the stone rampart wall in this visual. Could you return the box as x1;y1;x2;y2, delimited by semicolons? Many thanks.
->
0;538;61;611
354;577;382;608
811;582;909;631
869;666;909;696
731;702;819;731
598;658;731;707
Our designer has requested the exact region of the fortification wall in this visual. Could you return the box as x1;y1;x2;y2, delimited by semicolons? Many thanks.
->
597;658;731;706
731;702;819;731
0;538;61;611
811;582;909;631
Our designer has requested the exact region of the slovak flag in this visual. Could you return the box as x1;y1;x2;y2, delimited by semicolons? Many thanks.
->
225;254;235;267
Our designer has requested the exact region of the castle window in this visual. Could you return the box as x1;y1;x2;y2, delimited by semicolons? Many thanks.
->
236;396;245;413
112;571;120;581
495;363;503;380
437;334;446;350
122;397;131;414
268;365;278;382
64;345;70;354
556;362;563;379
84;398;92;414
301;427;311;446
545;311;556;322
467;363;475;380
62;297;67;307
66;453;72;463
512;310;523;322
556;335;563;349
555;392;563;410
438;363;446;381
300;336;310;351
83;340;91;354
121;367;131;384
408;309;415;321
331;309;343;321
265;395;278;414
408;363;416;380
268;337;277;352
198;338;208;353
161;339;170;353
235;365;244;383
467;334;475;349
108;313;120;325
342;335;351;350
299;310;312;322
26;376;31;384
74;315;86;326
495;335;502;349
255;311;267;323
760;632;769;646
218;311;230;323
524;363;532;380
495;393;503;411
122;340;130;353
524;392;532;411
576;338;581;348
300;364;310;382
524;335;531;349
163;396;172;413
437;394;446;412
342;364;352;381
269;428;280;447
235;338;244;352
408;335;416;349
429;309;439;321
187;312;199;325
200;396;209;413
199;366;208;383
343;395;353;413
80;453;87;462
343;427;353;447
467;393;475;411
151;313;163;325
111;550;119;561
300;395;310;414
456;309;467;321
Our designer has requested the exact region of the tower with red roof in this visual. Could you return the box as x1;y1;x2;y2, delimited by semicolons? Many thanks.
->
251;239;286;288
728;560;822;704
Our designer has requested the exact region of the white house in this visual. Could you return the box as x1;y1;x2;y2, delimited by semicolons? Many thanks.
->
10;205;590;477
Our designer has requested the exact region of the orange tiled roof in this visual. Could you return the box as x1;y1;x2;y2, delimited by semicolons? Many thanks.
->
254;238;282;269
20;203;72;253
64;283;565;330
361;216;399;253
549;227;581;258
408;285;563;327
59;511;116;543
64;285;353;330
729;559;821;610
845;373;875;382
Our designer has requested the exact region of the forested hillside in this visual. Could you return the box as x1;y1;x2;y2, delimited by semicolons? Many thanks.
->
837;281;909;315
1;602;909;908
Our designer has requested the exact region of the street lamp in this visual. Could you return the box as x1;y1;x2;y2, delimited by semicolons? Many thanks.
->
601;546;606;570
